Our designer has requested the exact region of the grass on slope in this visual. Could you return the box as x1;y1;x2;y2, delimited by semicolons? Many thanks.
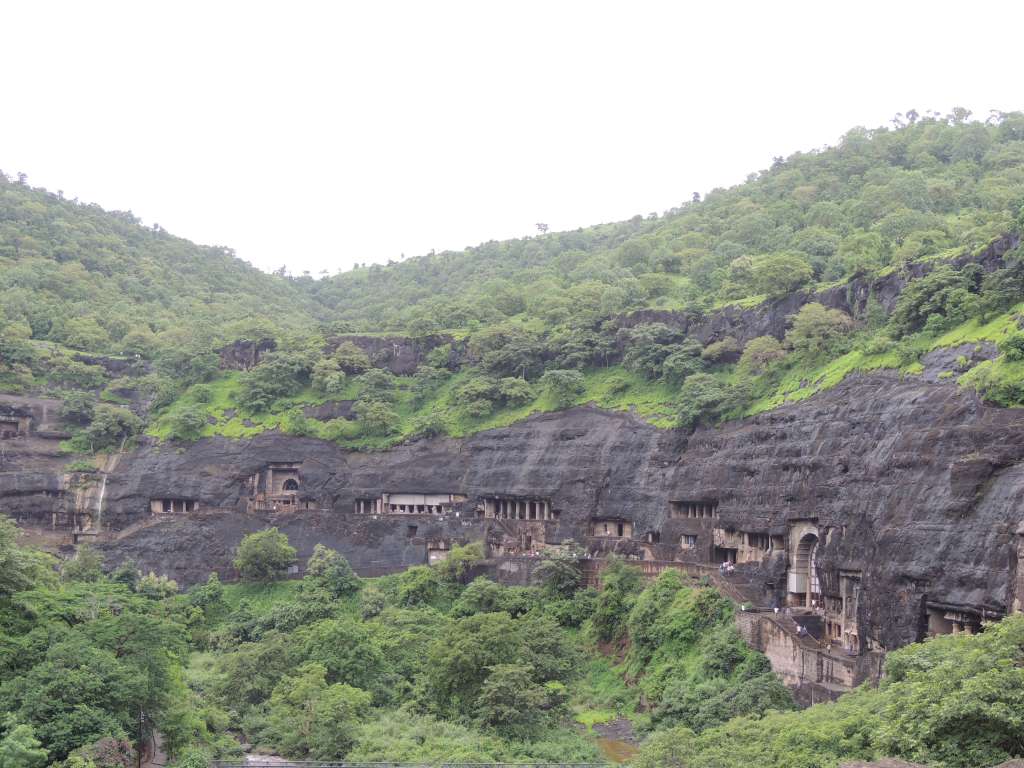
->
746;303;1024;416
744;348;909;415
929;303;1023;348
149;364;681;449
221;580;303;612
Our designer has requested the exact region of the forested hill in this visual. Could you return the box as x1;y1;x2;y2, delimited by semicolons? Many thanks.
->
2;110;1024;451
0;173;320;355
309;109;1024;334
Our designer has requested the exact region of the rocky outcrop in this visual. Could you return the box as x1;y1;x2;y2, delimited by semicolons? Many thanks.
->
218;337;276;371
326;334;462;375
616;233;1021;347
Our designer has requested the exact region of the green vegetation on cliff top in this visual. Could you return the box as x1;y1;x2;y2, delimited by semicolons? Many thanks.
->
2;110;1024;450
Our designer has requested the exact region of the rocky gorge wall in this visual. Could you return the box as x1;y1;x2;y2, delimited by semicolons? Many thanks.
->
6;368;1024;656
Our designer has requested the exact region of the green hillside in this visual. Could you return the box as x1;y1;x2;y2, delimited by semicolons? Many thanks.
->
310;109;1024;333
2;110;1024;453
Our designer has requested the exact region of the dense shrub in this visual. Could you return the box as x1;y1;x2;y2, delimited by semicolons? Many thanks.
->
233;528;297;583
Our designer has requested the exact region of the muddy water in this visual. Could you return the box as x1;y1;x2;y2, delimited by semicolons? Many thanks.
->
593;717;639;764
595;735;639;763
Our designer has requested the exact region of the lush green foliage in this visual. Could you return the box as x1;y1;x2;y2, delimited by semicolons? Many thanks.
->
6;521;1024;766
232;528;297;583
633;613;1024;768
0;523;232;764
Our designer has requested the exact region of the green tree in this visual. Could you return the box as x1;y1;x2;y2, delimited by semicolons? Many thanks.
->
661;340;705;385
81;405;142;451
424;612;523;718
888;265;980;338
622;323;686;380
0;516;57;596
48;359;106;390
119;328;158;359
356;369;397;402
0;725;48;768
165;406;207;442
303;544;360;598
6;638;137;760
233;527;297;583
333;341;372;374
738;336;785;373
676;373;732;429
264;662;371;759
236;351;311;413
61;545;104;583
701;336;741;363
785;303;854;357
497;376;534;405
750;252;814;298
353;399;399;436
540;369;585;408
475;663;548;738
298;617;387;697
310;357;347;395
590;559;644;643
135;571;179;599
435;542;484;583
532;554;582;598
63;316;111;352
60;391;96;426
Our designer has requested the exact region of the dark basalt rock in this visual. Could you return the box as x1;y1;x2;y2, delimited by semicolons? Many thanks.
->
302;400;357;421
325;334;463;375
218;337;276;371
3;370;1004;654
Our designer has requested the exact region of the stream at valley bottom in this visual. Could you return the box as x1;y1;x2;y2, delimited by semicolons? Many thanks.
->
592;717;639;764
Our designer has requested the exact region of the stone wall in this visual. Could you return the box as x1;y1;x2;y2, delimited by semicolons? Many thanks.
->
734;610;881;705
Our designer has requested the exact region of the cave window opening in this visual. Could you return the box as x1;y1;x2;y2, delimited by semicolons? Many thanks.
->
681;534;697;549
747;533;770;551
714;546;737;564
282;478;299;492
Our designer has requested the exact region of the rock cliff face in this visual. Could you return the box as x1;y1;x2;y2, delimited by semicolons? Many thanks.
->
4;369;1019;656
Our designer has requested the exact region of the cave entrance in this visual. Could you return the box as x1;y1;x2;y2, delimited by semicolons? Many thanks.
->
714;546;738;564
282;478;299;492
790;533;820;608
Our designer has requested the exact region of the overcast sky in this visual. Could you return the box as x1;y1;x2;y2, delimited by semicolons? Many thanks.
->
3;1;1022;276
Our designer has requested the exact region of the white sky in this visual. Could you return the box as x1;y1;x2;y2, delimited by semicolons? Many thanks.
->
2;1;1022;275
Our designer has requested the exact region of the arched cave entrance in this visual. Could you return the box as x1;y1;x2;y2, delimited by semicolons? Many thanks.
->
282;478;299;492
794;532;820;608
